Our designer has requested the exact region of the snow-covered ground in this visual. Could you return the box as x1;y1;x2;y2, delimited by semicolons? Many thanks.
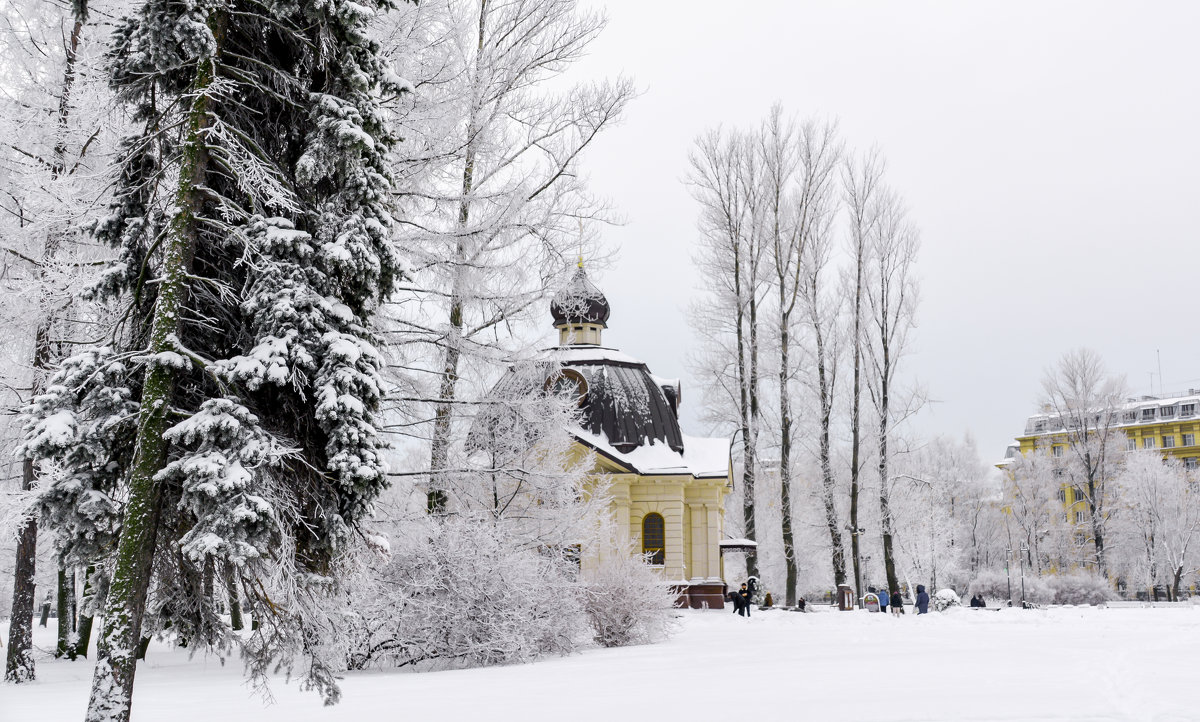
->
5;604;1200;722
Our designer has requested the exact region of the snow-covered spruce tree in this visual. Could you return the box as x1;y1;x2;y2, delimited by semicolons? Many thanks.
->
18;0;410;716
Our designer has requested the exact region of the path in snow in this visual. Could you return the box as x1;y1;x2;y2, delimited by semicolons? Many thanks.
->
4;605;1198;722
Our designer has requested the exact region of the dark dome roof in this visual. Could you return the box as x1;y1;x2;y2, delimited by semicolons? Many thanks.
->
550;267;610;327
566;354;683;454
471;348;684;457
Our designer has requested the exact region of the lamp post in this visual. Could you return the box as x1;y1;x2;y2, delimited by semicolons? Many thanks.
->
1019;543;1028;607
847;525;866;608
1005;547;1013;605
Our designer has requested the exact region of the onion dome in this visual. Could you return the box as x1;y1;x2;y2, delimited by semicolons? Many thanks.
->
550;266;610;328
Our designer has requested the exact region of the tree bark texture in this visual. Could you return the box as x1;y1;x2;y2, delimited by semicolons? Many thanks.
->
56;564;75;659
75;567;96;658
84;11;224;720
4;459;39;683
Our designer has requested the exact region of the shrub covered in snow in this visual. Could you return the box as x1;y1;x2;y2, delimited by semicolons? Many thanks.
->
1045;571;1117;605
344;518;584;671
969;569;1116;606
932;588;961;611
580;548;678;648
969;570;1013;603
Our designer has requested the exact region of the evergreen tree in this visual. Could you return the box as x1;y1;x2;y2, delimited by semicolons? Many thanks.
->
19;0;410;716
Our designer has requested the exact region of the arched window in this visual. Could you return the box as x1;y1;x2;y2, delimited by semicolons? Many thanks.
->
642;513;665;566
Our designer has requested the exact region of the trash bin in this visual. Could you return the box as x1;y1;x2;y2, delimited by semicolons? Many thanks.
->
837;583;854;611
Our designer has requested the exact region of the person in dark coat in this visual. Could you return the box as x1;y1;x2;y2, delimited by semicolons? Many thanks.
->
890;589;904;615
915;584;930;614
737;583;752;617
970;593;986;608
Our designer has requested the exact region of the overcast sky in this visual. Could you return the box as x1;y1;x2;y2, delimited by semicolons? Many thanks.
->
548;1;1200;464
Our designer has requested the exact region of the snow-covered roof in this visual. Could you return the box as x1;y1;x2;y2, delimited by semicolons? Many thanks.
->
719;538;758;549
575;428;730;479
543;345;643;366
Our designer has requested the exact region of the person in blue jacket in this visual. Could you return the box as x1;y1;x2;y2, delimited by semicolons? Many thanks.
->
915;584;930;614
877;587;890;613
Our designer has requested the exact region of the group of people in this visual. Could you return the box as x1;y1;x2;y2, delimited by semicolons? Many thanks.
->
969;593;987;608
730;578;757;617
867;584;931;615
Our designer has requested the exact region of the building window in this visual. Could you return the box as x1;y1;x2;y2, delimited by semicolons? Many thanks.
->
1161;406;1176;419
1144;437;1156;450
1163;435;1176;449
1186;458;1198;470
1184;433;1195;447
1075;511;1086;524
1142;408;1156;421
1073;487;1087;504
1182;404;1196;418
1123;411;1137;423
1052;445;1064;457
1056;488;1066;503
1127;437;1137;451
642;513;665;566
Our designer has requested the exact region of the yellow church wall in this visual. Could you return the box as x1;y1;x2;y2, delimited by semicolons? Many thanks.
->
571;438;731;602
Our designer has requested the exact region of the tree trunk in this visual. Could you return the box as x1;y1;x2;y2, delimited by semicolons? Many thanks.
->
4;458;39;682
1087;478;1107;575
745;273;761;580
731;234;759;580
815;327;847;586
427;0;488;514
55;564;75;659
84;12;224;721
226;566;243;632
778;305;797;606
849;240;864;603
75;567;95;658
879;347;899;596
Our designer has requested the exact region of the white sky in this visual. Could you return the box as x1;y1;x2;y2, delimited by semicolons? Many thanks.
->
551;0;1200;463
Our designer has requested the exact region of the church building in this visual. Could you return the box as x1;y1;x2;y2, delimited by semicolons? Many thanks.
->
544;266;734;609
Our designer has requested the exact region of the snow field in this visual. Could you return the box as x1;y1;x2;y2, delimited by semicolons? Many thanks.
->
4;605;1199;722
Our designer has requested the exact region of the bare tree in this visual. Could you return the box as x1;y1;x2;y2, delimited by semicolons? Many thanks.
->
1040;348;1127;574
841;149;884;602
2;0;107;681
687;127;765;577
862;184;920;596
379;0;634;513
1113;452;1200;599
760;110;842;605
798;152;848;590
